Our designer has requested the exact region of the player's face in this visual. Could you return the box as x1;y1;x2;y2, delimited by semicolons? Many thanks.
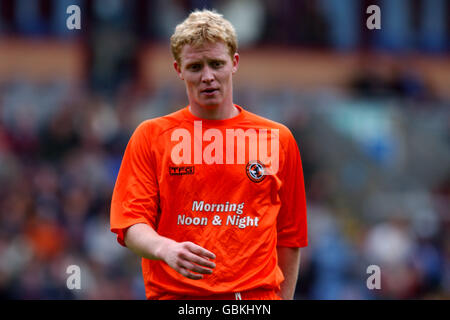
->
174;41;239;109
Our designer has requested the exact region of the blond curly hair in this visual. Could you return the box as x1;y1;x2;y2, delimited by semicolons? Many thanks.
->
170;9;238;64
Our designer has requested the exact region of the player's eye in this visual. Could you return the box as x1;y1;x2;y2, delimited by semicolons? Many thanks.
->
210;61;224;69
188;64;202;71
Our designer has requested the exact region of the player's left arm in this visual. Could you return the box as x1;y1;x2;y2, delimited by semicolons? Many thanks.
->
277;246;301;300
276;130;307;300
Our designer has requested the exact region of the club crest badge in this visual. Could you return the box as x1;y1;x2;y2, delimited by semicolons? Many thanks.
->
246;160;266;183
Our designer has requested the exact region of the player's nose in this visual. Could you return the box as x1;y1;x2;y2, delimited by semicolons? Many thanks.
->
201;66;214;83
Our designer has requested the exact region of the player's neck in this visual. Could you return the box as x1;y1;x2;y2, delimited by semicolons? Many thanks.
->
189;101;239;120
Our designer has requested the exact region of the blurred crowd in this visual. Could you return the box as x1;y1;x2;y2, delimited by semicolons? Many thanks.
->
1;0;448;52
0;0;449;300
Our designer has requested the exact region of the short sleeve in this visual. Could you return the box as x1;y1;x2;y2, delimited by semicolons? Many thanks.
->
276;131;308;247
110;121;160;247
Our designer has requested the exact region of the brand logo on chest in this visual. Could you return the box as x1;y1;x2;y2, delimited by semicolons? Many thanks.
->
169;166;195;176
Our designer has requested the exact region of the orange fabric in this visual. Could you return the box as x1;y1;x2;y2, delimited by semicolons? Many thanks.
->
110;105;308;300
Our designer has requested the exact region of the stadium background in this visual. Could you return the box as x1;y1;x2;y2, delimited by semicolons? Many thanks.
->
0;0;448;299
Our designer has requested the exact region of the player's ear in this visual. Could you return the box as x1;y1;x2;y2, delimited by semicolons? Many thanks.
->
174;60;184;80
232;53;239;74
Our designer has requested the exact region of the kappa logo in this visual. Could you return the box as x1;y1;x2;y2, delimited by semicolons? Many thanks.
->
170;165;195;176
246;160;266;183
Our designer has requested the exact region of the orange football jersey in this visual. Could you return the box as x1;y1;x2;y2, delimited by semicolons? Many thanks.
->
110;105;308;299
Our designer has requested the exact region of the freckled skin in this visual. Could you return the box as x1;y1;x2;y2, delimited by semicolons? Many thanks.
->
174;41;240;120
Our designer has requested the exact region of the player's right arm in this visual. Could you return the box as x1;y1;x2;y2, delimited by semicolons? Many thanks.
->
111;122;215;280
124;223;216;280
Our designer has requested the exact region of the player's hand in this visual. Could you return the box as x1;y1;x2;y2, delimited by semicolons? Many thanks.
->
161;240;216;280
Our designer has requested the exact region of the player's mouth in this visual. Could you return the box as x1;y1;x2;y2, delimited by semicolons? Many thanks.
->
201;88;219;96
